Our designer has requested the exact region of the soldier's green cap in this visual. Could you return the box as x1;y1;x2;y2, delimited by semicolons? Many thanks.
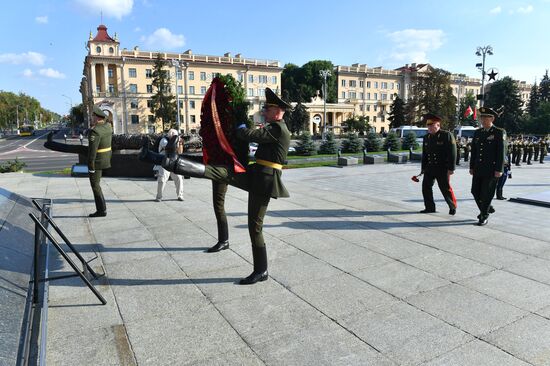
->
264;88;292;110
478;107;498;118
422;113;442;126
92;105;106;118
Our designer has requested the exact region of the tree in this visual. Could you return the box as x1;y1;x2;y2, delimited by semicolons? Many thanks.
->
485;76;524;133
364;132;382;152
388;95;406;128
539;70;550;103
295;131;317;156
281;60;337;103
526;101;550;135
383;131;401;151
69;104;85;130
527;83;540;116
0;91;59;130
318;132;339;154
343;115;370;134
414;68;457;130
287;102;309;134
150;54;177;131
341;132;362;153
401;131;419;150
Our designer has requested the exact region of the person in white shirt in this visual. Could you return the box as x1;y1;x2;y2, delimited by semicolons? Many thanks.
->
155;129;184;202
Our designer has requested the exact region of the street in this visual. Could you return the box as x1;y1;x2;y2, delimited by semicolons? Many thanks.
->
0;129;79;172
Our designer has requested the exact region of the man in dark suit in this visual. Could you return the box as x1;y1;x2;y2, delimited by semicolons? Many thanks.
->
470;107;506;226
419;113;457;215
88;106;112;217
162;87;291;284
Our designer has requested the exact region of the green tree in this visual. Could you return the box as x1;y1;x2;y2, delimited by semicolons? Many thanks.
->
401;131;419;150
0;91;59;130
287;102;309;134
341;132;362;153
539;70;550;102
150;54;177;131
388;95;406;128
364;132;382;152
527;82;540;116
282;60;336;103
414;68;457;130
344;115;370;134
383;131;401;151
69;104;85;130
319;132;339;154
485;76;524;133
295;131;317;156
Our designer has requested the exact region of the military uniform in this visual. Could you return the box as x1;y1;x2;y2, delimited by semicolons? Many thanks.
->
527;140;534;165
470;107;506;225
87;106;113;217
420;116;457;214
540;139;548;163
455;139;462;165
464;139;471;162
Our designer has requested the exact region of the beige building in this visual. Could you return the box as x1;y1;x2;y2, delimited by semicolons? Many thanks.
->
80;24;282;134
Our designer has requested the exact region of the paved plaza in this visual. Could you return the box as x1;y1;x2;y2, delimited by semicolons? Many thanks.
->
2;159;550;365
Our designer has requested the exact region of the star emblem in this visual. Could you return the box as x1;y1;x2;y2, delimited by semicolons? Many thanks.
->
487;69;498;81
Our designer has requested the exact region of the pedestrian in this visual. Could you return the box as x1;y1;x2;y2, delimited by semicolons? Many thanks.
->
419;113;457;215
79;133;84;145
155;129;184;202
161;87;291;284
87;106;112;217
470;106;505;226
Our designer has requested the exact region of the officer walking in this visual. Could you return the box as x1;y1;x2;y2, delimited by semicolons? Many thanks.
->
419;113;457;215
470;107;505;226
87;106;112;217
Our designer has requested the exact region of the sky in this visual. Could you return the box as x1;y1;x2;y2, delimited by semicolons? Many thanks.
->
1;0;549;115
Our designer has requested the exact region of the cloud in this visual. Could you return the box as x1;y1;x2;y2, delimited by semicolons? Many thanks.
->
74;0;133;20
35;16;48;24
386;29;445;63
141;28;185;49
39;68;66;79
0;51;46;66
490;6;502;14
134;26;141;32
517;5;533;13
22;69;34;78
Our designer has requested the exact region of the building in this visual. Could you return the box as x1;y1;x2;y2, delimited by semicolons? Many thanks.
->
81;24;283;134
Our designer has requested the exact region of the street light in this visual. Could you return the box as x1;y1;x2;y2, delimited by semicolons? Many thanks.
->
171;59;182;132
475;45;493;107
319;69;331;139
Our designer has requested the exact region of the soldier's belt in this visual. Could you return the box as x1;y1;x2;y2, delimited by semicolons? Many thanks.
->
97;147;112;153
256;159;283;170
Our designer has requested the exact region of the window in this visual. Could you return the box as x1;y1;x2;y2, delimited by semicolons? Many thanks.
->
360;92;364;99
109;47;114;54
148;115;155;123
367;93;371;100
200;72;206;81
131;115;139;124
237;73;244;82
381;93;388;100
129;84;138;93
108;84;114;93
191;115;196;123
373;116;377;123
374;105;378;111
178;100;183;108
258;88;265;97
147;100;153;108
189;100;195;109
360;80;364;88
397;83;401;90
108;69;114;78
381;82;387;89
374;93;378;100
349;80;357;87
350;92;357;99
177;86;183;95
189;86;195;94
341;91;346;99
96;85;101;93
381;115;385;122
129;68;137;78
201;86;207;94
259;75;268;83
374;82;379;89
390;82;394;89
271;76;277;84
212;72;219;80
177;70;182;80
130;100;138;109
188;71;194;80
248;74;254;83
359;105;364;111
366;105;371;111
341;79;346;87
367;81;371;88
145;69;152;78
248;88;254;97
96;46;101;53
146;85;153;93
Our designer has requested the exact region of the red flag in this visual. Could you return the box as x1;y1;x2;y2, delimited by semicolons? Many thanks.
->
464;105;473;118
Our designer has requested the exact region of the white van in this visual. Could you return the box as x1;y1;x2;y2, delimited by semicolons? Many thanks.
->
454;125;477;139
390;126;429;142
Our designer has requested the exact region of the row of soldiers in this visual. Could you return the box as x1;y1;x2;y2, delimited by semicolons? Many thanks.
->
455;136;549;166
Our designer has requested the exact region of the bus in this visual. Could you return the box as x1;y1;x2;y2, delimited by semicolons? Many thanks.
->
454;125;477;139
18;125;35;137
390;126;429;142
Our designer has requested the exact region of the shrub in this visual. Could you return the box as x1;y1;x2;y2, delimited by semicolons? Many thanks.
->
0;159;26;173
341;132;363;153
402;131;419;150
383;131;402;151
318;132;339;154
364;132;383;152
295;131;317;156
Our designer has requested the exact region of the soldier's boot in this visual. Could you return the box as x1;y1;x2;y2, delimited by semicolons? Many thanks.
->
239;246;268;285
163;155;205;178
207;240;229;253
496;188;506;200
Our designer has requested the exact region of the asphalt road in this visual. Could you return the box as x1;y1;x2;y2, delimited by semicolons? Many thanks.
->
0;129;80;172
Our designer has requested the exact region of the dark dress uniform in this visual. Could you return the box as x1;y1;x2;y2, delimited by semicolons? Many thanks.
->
421;128;457;213
464;140;471;162
87;115;113;216
470;112;505;225
455;139;462;165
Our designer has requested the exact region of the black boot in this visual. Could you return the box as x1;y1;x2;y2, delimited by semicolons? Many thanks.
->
162;156;205;178
239;246;268;285
496;188;506;200
207;240;229;253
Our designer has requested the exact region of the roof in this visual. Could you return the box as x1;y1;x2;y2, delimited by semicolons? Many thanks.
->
92;24;116;43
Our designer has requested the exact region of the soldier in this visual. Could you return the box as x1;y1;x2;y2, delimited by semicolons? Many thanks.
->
534;138;540;161
161;87;291;285
470;107;506;226
419;113;457;215
464;138;471;162
522;138;528;163
511;138;518;166
87;106;113;217
540;138;548;164
455;138;462;166
527;138;534;165
515;138;523;166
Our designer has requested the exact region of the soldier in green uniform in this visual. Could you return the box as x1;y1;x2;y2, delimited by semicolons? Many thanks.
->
419;114;457;215
455;138;462;166
534;139;540;161
540;138;548;163
162;88;291;285
515;138;523;166
470;107;505;226
527;138;534;165
87;106;113;217
464;138;471;162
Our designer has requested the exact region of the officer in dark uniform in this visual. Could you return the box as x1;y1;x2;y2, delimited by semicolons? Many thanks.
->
162;87;291;285
470;107;505;226
419;113;457;215
88;106;113;217
455;138;462;166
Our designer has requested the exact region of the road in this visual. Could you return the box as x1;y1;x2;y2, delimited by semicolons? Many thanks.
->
0;129;80;172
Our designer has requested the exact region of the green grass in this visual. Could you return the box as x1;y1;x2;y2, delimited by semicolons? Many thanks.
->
31;167;72;176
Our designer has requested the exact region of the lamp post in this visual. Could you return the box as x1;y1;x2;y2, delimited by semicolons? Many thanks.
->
182;61;189;134
475;45;493;107
319;69;331;139
171;59;182;132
